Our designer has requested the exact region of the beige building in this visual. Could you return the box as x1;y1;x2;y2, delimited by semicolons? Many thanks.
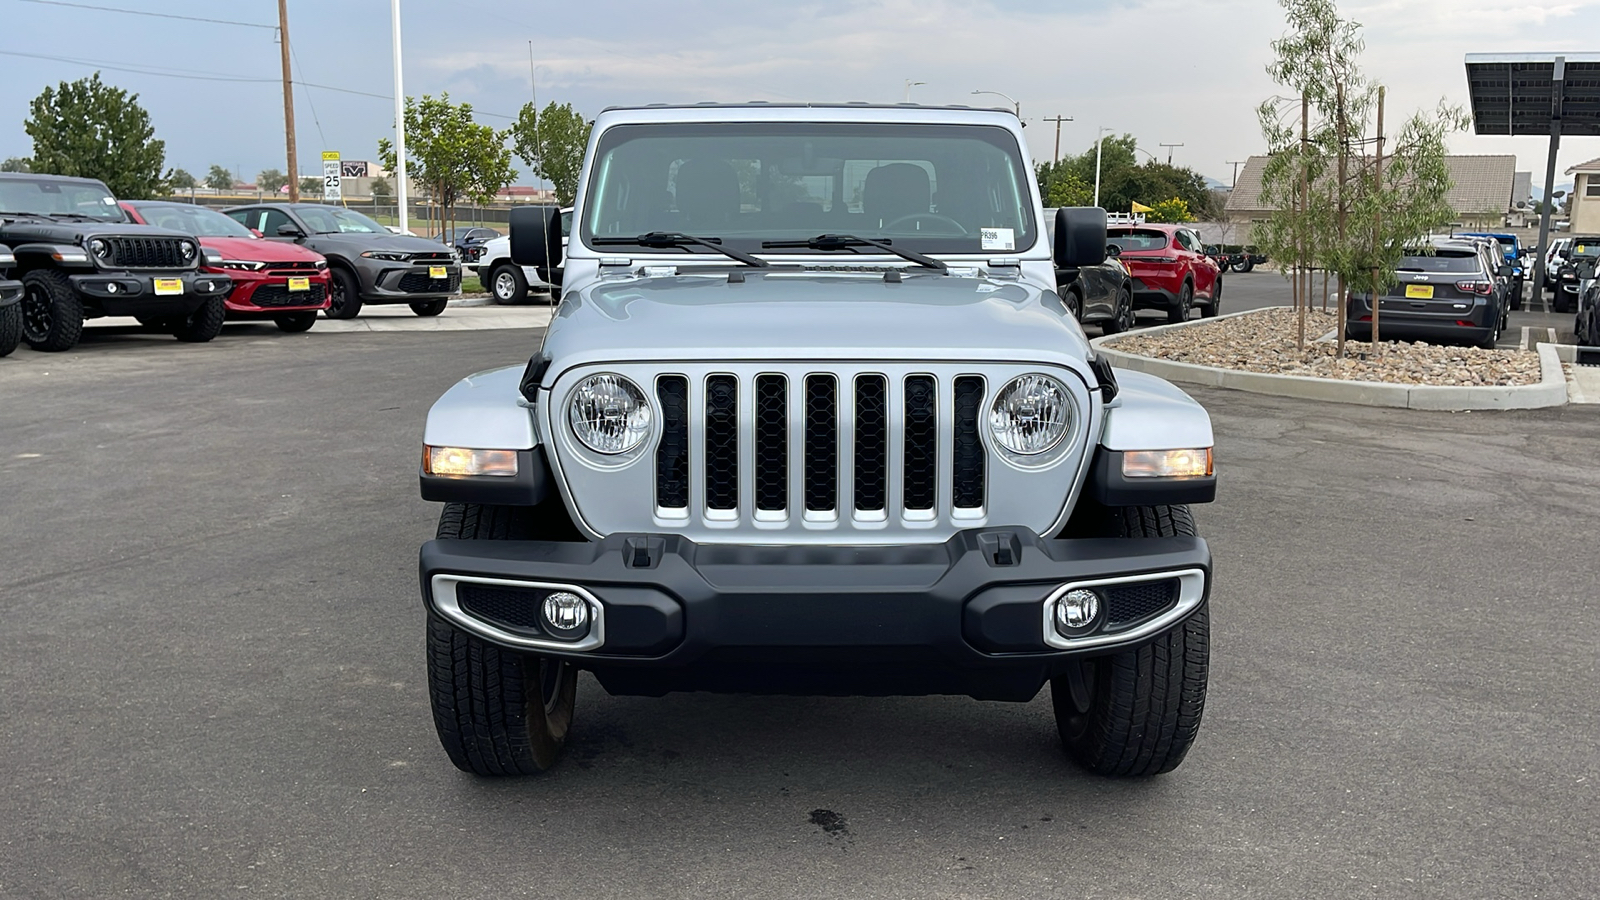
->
1224;154;1518;243
1567;157;1600;234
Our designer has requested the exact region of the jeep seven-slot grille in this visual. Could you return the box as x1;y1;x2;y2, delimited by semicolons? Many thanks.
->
651;372;986;521
105;236;189;268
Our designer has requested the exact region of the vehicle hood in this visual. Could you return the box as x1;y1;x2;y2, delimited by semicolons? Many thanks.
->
309;232;451;255
199;235;324;263
539;269;1091;378
0;217;191;243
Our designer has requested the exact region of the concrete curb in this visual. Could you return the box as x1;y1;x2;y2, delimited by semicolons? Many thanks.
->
1092;307;1568;411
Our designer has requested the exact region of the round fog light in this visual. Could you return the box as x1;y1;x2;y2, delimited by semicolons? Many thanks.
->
541;591;589;634
105;282;119;294
1055;588;1101;634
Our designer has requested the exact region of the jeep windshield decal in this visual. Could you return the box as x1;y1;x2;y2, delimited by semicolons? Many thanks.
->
579;122;1036;257
0;178;124;221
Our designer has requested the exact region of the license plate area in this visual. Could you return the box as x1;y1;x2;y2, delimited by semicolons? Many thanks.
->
153;278;183;296
429;265;447;279
287;277;310;292
1404;284;1434;299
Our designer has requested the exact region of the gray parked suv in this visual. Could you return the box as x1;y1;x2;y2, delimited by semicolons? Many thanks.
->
224;203;460;318
416;103;1218;779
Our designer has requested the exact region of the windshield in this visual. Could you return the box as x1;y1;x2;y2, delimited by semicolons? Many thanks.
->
1107;229;1174;251
135;204;254;238
580;122;1035;255
295;205;388;235
1571;240;1599;259
1398;251;1480;273
0;177;124;220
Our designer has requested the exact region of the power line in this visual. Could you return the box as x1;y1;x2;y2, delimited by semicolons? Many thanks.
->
12;0;275;30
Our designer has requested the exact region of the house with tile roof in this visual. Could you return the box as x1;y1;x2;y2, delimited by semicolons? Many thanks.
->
1567;157;1600;234
1223;154;1519;243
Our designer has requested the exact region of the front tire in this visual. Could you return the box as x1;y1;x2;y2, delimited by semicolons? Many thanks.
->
1101;286;1134;335
427;503;579;776
1052;504;1210;776
173;297;226;343
20;269;84;352
1232;259;1254;273
0;302;20;357
325;267;363;319
410;299;448;317
273;311;318;333
490;263;528;305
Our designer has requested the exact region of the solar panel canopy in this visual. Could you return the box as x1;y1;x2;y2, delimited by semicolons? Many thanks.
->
1465;53;1600;136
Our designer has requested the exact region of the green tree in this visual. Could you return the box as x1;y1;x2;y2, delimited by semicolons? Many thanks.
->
205;165;233;190
1035;161;1093;207
380;93;516;238
1144;197;1195;223
511;101;591;205
256;168;289;194
2;157;31;173
1255;0;1468;353
169;168;197;190
299;176;323;197
1038;135;1214;215
370;175;392;200
23;73;168;198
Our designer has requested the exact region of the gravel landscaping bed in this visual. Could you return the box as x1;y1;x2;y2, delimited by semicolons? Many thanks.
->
1107;308;1543;387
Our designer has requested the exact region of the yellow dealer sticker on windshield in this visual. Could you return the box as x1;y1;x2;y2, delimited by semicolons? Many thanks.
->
288;277;310;292
153;278;182;296
429;265;447;279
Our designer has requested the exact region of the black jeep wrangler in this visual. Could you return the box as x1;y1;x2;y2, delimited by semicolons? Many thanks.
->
0;172;232;351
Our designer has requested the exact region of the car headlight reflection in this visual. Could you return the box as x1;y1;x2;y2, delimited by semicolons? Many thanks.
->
568;374;652;455
989;374;1073;456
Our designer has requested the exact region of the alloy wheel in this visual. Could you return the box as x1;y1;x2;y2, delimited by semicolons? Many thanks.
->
21;283;52;343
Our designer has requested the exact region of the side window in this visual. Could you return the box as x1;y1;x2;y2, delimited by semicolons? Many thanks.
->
261;209;293;236
225;209;260;231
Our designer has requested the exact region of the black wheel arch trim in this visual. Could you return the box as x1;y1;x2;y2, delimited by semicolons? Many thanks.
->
1086;448;1216;506
420;447;553;506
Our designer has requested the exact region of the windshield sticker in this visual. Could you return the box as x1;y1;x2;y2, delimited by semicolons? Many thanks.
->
980;227;1015;251
103;197;118;205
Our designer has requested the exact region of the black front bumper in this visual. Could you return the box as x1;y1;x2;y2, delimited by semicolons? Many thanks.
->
68;271;232;316
420;528;1211;701
0;278;20;308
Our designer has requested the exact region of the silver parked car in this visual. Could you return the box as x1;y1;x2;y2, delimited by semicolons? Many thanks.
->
415;104;1218;778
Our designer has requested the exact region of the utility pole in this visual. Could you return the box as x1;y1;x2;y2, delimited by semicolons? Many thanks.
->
1227;159;1247;188
1042;115;1073;163
277;0;299;203
1092;126;1109;208
1159;142;1184;165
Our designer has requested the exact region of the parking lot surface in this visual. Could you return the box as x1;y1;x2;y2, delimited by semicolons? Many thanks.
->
3;325;1598;899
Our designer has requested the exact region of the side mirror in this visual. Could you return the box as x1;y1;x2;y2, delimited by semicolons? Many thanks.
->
276;223;304;238
1053;207;1107;269
249;228;264;238
510;206;563;271
1498;264;1513;278
1105;244;1122;258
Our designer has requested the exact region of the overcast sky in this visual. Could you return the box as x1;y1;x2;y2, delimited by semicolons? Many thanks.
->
1;0;1595;192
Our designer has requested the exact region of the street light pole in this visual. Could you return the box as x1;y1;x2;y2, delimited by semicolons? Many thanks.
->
904;80;926;102
1227;159;1247;188
1093;126;1109;208
1159;142;1184;165
970;90;1021;120
391;0;408;233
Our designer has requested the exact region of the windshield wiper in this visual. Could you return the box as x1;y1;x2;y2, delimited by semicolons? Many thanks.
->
760;234;948;273
592;232;769;268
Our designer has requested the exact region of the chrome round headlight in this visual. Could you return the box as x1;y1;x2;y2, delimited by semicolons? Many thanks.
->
989;374;1073;455
568;374;652;455
179;241;196;260
88;238;110;259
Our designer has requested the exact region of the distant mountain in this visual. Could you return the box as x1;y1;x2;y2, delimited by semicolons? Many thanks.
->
1204;176;1229;190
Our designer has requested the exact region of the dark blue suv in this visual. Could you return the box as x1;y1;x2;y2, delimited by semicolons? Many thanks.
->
1457;232;1525;309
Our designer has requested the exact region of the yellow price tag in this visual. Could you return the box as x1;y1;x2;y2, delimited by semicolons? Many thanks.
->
287;277;310;292
429;266;447;279
153;278;183;296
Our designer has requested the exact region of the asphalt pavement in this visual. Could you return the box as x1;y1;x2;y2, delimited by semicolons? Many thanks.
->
2;319;1598;899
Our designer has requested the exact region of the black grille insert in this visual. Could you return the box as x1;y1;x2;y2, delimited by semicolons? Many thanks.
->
854;375;887;512
804;375;838;512
105;236;189;268
952;376;985;509
656;376;689;509
903;375;937;511
397;270;462;293
249;283;327;308
1103;579;1180;630
457;582;546;633
754;375;787;512
705;375;739;511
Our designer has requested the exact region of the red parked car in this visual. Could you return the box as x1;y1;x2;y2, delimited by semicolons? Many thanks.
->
1107;223;1223;323
120;201;331;332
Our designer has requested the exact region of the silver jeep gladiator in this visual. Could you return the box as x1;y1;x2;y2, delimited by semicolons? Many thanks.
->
417;103;1217;778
